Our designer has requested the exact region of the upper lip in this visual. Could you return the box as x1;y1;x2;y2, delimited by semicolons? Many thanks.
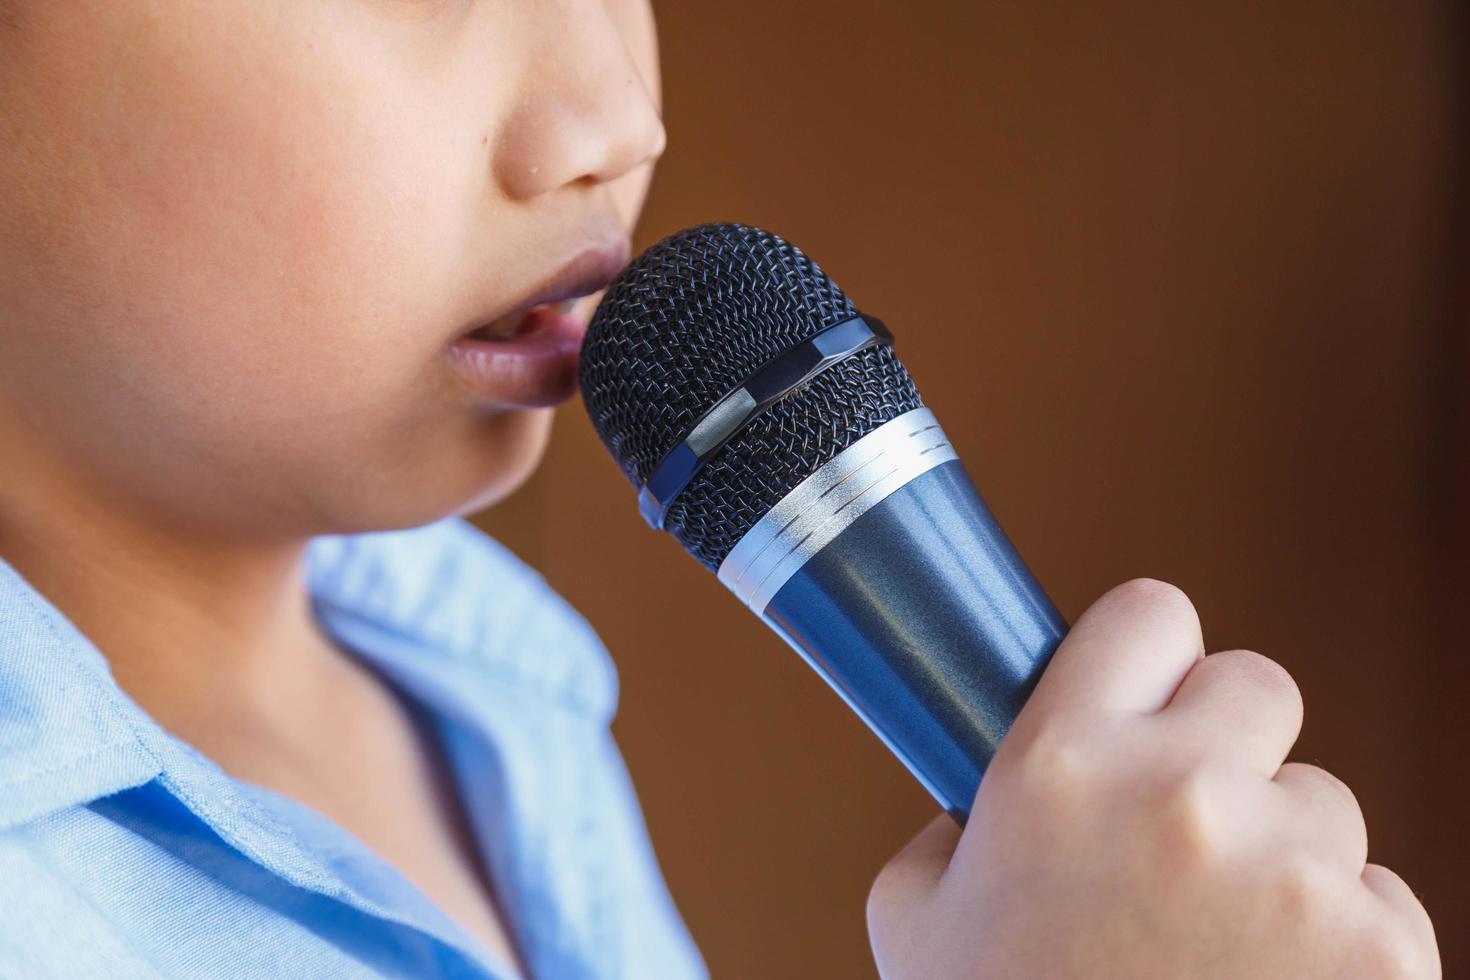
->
462;234;631;337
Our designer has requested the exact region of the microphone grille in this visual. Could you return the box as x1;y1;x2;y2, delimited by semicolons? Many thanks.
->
581;223;922;568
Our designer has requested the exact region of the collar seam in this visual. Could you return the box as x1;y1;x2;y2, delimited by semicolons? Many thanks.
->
0;734;157;793
5;566;169;760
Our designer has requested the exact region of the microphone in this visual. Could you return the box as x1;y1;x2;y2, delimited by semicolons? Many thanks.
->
579;223;1067;822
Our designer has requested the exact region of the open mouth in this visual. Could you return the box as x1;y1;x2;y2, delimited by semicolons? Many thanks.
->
445;235;629;408
458;237;629;345
464;298;582;342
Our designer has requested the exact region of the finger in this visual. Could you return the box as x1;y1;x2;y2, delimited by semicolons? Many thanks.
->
867;813;961;928
1162;649;1304;776
1361;864;1441;971
1024;579;1204;720
891;812;962;892
1271;762;1367;869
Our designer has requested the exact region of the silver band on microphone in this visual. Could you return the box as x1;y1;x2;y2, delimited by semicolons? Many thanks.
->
717;407;957;613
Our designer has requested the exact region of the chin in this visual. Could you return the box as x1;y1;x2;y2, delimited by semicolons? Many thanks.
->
310;405;556;536
425;405;555;523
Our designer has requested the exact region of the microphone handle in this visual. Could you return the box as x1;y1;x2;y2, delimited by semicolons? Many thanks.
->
751;457;1066;822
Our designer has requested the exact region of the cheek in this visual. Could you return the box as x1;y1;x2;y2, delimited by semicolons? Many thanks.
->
88;27;461;420
0;2;509;529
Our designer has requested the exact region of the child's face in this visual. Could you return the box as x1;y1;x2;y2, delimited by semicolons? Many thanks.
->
0;1;663;538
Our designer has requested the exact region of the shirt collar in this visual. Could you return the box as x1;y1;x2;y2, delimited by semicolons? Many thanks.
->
0;516;623;977
0;516;617;832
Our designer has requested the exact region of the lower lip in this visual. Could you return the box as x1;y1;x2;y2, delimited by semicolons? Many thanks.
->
447;305;585;408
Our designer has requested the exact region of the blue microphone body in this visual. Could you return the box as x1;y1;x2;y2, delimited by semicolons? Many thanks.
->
717;409;1065;820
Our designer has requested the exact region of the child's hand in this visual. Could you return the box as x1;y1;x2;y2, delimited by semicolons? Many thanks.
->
867;579;1439;979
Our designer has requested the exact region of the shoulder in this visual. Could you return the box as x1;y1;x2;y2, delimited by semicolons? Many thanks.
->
306;516;619;722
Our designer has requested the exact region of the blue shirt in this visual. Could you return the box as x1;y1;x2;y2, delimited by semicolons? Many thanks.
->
0;517;707;979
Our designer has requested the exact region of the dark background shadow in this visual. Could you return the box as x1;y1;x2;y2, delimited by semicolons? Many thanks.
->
480;2;1468;975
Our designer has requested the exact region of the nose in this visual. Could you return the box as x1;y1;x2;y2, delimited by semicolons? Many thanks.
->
494;4;667;201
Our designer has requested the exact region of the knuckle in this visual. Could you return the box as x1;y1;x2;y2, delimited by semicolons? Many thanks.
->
1362;864;1439;975
1271;852;1334;919
1007;711;1097;789
1157;766;1228;867
1293;762;1360;810
992;712;1108;834
1111;577;1194;618
1214;649;1303;714
1360;924;1432;980
1364;862;1416;901
1108;578;1202;646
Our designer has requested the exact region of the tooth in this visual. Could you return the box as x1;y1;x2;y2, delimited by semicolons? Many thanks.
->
481;313;522;339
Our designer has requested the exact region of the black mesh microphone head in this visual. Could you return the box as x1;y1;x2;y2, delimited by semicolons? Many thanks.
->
580;223;923;569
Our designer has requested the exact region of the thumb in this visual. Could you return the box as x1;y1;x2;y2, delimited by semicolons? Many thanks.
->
867;812;963;941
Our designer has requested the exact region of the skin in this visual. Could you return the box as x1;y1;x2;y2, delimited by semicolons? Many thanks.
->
0;0;663;973
869;580;1441;978
0;2;1440;978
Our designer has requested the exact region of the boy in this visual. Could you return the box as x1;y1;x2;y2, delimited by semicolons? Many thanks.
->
0;2;1437;977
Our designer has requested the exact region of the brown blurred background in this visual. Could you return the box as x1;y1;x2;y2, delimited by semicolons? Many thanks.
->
480;2;1468;976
